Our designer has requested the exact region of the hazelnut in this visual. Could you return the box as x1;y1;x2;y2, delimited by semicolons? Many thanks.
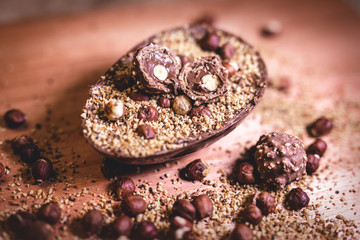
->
189;105;212;118
307;138;327;157
200;74;220;91
173;95;192;115
105;99;125;121
20;144;40;164
255;192;276;215
277;77;291;92
306;154;320;175
133;221;158;240
113;177;135;198
183;159;209;181
220;43;236;59
261;20;282;37
113;215;133;237
153;64;168;81
82;209;104;235
122;195;147;217
199;32;220;51
37;202;61;225
178;55;190;67
307;117;333;137
7;210;34;233
170;216;193;230
172;199;196;222
4;109;27;129
236;162;256;184
23;220;54;240
222;61;238;77
192;14;215;26
242;204;262;225
230;223;254;240
287;188;310;210
138;106;159;122
32;158;53;180
11;135;34;154
137;124;156;139
192;194;213;219
157;96;171;108
128;92;150;101
0;162;4;178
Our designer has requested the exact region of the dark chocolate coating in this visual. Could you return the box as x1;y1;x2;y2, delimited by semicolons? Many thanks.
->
133;43;181;94
254;132;307;187
179;56;228;105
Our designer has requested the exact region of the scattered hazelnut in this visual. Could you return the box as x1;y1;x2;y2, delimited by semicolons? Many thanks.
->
199;32;220;51
173;95;192;115
7;210;34;233
132;221;158;240
137;124;156;139
172;199;196;222
20;144;40;164
222;61;238;77
243;204;262;225
307;138;327;157
170;216;193;230
256;192;276;215
157;96;171;108
138;106;159;122
113;177;135;198
113;215;133;237
192;14;215;26
23;220;54;240
200;74;220;91
189;105;212;118
230;223;254;240
82;209;104;235
306;154;320;175
4;109;27;129
307;117;333;137
261;20;282;37
122;195;147;217
32;158;53;180
183;159;209;181
128;92;150;101
287;188;310;210
220;43;236;59
236;162;256;184
0;162;4;178
105;99;125;121
178;55;190;67
192;194;213;219
37;202;61;225
153;64;168;81
277;76;291;92
11;135;34;154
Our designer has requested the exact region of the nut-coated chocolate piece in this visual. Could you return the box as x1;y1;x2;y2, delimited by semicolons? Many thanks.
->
113;177;135;198
32;158;53;180
287;188;310;210
8;211;34;233
243;204;262;225
133;43;181;94
230;223;254;240
183;159;209;181
122;195;147;217
132;221;158;240
105;99;125;121
173;95;192;115
138;106;159;122
82;209;104;235
20;144;40;164
137;124;156;139
306;154;320;175
236;162;256;184
254;132;307;187
4;109;27;129
199;32;220;51
37;202;61;225
23;220;54;240
172;199;196;222
0;162;5;178
255;192;276;215
220;43;236;59
189;105;212;118
113;215;133;237
307;117;333;137
11;135;34;154
179;56;228;106
128;92;150;101
307;138;327;157
157;96;171;108
192;194;213;219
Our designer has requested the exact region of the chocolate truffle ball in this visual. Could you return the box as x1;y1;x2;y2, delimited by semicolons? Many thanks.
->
254;132;307;187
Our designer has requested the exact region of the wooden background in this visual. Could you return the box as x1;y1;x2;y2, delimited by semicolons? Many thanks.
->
0;0;359;238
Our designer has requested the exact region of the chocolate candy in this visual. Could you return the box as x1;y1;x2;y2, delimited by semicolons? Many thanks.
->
254;132;307;188
179;56;228;105
133;44;181;94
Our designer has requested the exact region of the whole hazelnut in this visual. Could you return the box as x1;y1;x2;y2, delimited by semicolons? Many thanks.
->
230;223;254;240
307;138;327;157
32;158;53;180
122;195;147;217
0;162;5;178
243;204;262;225
307;117;333;137
236;162;256;184
20;144;40;164
222;62;238;77
189;105;212;118
105;99;125;121
220;43;236;59
306;154;320;175
82;209;104;235
132;221;158;240
128;92;150;101
11;135;34;154
287;188;310;210
256;192;276;215
157;96;171;108
199;32;220;51
113;215;133;237
192;194;213;219
138;106;159;122
172;199;196;222
7;210;34;233
183;159;210;181
261;20;282;37
23;220;54;240
173;95;192;115
178;55;190;67
192;14;215;26
137;124;156;139
37;202;61;225
170;216;193;230
4;109;27;129
113;177;135;199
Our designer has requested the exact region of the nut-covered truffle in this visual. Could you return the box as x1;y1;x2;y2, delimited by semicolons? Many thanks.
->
179;56;228;106
133;43;181;94
105;99;125;121
254;132;307;187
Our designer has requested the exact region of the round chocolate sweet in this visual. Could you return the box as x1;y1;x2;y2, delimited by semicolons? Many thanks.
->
133;43;181;94
254;132;307;188
179;56;228;105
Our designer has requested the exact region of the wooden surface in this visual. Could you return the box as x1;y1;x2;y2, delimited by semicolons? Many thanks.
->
0;0;359;239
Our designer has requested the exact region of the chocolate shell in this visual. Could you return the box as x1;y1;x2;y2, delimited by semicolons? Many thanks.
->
82;25;268;165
